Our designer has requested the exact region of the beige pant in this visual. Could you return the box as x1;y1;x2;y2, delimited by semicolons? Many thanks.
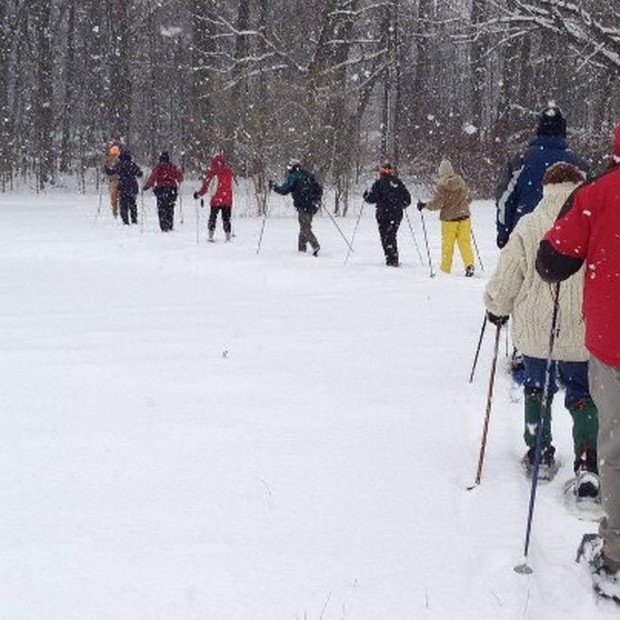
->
109;179;120;216
589;355;620;569
298;211;319;251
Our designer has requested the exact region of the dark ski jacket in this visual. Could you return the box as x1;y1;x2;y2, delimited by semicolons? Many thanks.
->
495;135;589;247
273;169;321;214
107;151;143;197
364;174;411;218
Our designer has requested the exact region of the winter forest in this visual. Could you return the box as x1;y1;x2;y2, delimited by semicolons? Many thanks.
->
1;0;618;207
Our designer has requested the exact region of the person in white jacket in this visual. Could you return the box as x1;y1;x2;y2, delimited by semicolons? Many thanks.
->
484;163;599;497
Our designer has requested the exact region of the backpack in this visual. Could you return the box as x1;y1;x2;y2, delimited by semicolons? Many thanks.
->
299;171;323;205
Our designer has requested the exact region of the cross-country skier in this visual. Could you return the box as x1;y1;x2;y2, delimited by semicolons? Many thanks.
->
363;162;411;267
106;150;143;225
103;143;121;218
193;154;234;242
143;152;184;232
537;122;620;603
269;159;322;256
485;163;599;496
417;159;474;276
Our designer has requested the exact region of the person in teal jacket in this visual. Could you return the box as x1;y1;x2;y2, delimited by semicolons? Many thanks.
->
269;160;323;255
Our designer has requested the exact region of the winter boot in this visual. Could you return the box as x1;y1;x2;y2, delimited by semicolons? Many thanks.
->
574;449;600;499
312;244;320;257
522;445;557;481
225;232;232;243
465;265;475;277
208;229;215;243
577;534;620;603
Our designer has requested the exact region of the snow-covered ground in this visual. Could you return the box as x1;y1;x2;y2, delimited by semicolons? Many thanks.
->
1;189;614;618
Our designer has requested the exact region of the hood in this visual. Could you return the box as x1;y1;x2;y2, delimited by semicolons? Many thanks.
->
119;150;132;162
438;159;454;179
211;154;227;170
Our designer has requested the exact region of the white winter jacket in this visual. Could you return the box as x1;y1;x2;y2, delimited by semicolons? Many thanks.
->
484;182;587;362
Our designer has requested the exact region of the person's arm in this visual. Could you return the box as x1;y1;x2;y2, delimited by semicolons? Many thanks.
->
363;181;378;204
400;182;411;208
196;170;214;197
484;226;528;317
273;172;296;196
425;185;447;212
536;187;589;283
495;154;523;248
176;167;184;185
143;167;157;191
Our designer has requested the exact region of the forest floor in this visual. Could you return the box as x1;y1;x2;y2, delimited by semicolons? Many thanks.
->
0;190;615;618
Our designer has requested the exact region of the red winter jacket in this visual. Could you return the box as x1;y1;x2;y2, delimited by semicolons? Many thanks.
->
197;155;233;207
536;162;620;367
143;163;184;191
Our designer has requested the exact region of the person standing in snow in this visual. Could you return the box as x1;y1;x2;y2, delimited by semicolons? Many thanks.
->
495;103;589;250
143;152;184;232
103;144;121;218
417;159;474;277
536;123;620;601
269;159;322;256
484;163;599;494
193;154;234;242
107;150;143;226
363;162;411;267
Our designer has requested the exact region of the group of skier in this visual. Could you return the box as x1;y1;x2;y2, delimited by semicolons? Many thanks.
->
486;107;620;602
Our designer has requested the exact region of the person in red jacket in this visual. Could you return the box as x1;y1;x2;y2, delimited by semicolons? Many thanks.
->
143;152;184;232
536;121;620;602
193;154;234;242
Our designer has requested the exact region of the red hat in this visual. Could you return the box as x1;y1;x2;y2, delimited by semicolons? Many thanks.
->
614;121;620;158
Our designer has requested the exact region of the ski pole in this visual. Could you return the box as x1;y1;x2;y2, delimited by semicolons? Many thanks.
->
140;191;145;233
344;200;364;265
405;210;424;267
94;183;103;223
321;204;355;253
256;204;268;254
468;313;488;384
419;209;436;278
467;322;502;491
515;283;561;576
471;227;484;272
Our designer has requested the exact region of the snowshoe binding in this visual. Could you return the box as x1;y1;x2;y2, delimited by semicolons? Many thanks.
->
522;445;558;482
563;471;603;521
576;534;620;605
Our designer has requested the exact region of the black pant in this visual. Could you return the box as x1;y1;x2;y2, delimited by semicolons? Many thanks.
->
208;206;231;233
376;210;403;266
120;194;138;225
156;188;176;232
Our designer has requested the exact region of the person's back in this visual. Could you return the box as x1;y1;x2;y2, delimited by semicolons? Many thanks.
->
365;171;411;215
496;104;589;247
116;151;142;197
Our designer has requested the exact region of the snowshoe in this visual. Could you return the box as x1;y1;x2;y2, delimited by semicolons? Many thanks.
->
312;245;320;257
576;534;620;605
563;471;604;521
522;446;558;482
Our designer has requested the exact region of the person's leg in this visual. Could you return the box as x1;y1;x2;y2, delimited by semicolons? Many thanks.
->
222;207;232;235
440;221;458;273
157;195;166;231
384;213;402;266
560;361;599;471
376;215;391;263
129;196;138;224
110;181;119;217
456;218;475;271
119;195;130;225
299;211;319;252
590;356;620;570
208;206;218;240
165;192;175;231
522;355;557;453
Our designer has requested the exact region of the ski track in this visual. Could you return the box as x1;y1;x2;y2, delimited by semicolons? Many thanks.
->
0;191;615;619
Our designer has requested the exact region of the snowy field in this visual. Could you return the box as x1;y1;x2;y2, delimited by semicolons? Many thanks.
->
1;188;615;618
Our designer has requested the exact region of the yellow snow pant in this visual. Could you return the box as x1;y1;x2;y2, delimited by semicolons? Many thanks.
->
109;178;120;217
441;218;474;274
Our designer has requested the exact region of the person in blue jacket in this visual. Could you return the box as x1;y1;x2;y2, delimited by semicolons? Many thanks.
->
106;150;143;225
495;104;589;249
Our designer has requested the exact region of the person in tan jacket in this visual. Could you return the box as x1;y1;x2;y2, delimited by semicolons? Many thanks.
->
103;144;121;218
417;159;474;276
484;163;599;498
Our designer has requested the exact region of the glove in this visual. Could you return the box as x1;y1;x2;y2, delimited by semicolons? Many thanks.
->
193;192;200;201
496;232;509;249
417;201;426;211
487;311;509;327
268;180;275;190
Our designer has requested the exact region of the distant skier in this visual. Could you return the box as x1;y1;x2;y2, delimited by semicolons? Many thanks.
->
537;123;620;602
495;103;588;249
363;162;411;267
103;144;121;218
417;159;474;277
485;163;599;498
193;154;234;242
106;150;143;226
143;152;184;232
269;159;322;256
